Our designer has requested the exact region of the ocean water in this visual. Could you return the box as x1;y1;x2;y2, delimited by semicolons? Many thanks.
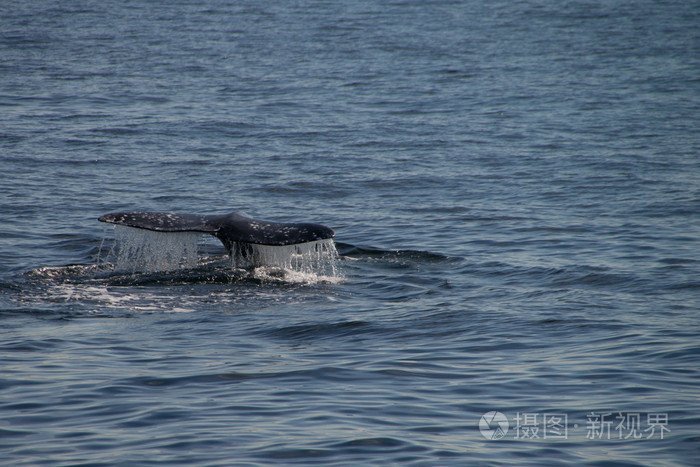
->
1;0;699;465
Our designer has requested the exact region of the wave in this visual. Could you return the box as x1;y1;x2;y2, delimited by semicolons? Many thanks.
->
260;320;375;341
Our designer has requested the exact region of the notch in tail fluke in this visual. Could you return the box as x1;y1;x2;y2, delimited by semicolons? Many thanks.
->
98;211;335;253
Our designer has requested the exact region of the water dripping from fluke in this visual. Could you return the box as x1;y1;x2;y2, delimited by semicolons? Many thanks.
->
104;226;202;273
228;239;342;283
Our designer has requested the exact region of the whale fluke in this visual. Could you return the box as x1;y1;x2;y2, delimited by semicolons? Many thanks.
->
98;211;335;253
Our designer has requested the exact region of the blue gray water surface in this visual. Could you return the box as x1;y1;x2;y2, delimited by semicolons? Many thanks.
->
1;1;699;465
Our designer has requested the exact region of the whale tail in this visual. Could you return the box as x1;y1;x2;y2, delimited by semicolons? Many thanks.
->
98;211;335;255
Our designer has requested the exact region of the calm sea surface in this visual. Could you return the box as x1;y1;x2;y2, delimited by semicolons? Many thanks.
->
1;1;699;465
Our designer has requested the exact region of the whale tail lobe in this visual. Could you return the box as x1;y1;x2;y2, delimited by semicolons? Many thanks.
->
98;211;335;255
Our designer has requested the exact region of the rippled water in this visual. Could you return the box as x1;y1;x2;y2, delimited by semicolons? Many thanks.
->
1;0;699;465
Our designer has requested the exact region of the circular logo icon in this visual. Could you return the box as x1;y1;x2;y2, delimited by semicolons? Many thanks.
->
479;411;509;440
